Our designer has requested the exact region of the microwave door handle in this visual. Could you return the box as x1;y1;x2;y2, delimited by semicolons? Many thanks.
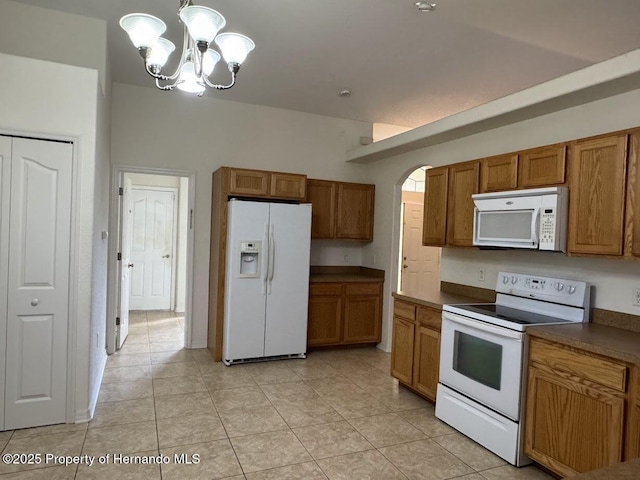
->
531;208;540;247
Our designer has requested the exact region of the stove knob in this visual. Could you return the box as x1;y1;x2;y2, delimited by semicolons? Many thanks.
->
511;276;518;285
567;285;576;294
502;275;509;284
555;282;564;292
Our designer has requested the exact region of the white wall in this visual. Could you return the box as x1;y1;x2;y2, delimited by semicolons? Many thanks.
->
0;52;106;421
0;0;107;93
111;82;373;347
364;87;640;351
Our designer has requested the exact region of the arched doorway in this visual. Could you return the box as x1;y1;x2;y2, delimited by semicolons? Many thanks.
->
399;166;441;295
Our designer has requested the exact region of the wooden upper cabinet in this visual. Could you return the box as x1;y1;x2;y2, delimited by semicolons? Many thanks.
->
519;145;567;188
227;167;306;200
628;132;640;258
336;182;375;241
480;154;518;192
229;168;270;196
306;179;336;239
568;134;628;255
422;166;449;246
447;161;480;247
270;172;306;200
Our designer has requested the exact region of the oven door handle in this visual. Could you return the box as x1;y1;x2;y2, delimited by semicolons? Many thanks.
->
443;312;524;341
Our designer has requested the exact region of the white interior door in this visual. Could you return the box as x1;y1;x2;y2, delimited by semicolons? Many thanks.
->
117;176;133;349
0;136;11;431
401;201;441;295
129;188;175;311
5;137;72;430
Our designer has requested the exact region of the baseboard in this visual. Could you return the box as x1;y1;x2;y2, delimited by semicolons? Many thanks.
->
83;351;108;423
189;341;207;349
74;408;92;424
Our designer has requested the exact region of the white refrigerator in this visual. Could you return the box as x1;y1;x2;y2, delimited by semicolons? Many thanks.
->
223;199;312;365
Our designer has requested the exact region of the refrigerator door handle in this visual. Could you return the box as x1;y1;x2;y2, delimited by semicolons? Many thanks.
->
262;224;269;295
267;225;275;293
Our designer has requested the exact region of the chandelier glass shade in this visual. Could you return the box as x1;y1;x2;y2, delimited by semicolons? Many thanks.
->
120;0;255;96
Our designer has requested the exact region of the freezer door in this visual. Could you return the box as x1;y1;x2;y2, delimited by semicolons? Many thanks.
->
223;200;270;362
264;203;312;357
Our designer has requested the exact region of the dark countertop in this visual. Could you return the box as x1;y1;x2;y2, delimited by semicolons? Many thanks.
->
392;289;487;311
528;323;640;367
568;458;640;479
310;273;384;283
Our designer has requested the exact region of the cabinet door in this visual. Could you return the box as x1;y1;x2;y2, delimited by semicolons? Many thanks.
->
336;183;374;241
447;161;479;246
519;145;566;188
308;285;342;346
525;366;625;477
626;369;640;460
342;287;381;343
306;179;336;239
229;168;270;196
629;132;640;257
413;326;440;401
391;317;415;385
480;154;518;193
568;135;628;255
422;166;448;246
270;172;306;200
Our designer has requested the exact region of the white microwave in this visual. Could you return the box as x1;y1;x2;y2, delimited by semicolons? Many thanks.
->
472;187;568;252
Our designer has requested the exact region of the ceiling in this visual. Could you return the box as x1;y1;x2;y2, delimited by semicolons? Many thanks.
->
10;0;640;128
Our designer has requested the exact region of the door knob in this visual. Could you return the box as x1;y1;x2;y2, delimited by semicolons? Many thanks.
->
162;254;170;258
31;299;39;306
128;263;134;268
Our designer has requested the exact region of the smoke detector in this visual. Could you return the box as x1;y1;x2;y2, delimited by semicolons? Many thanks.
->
415;2;436;12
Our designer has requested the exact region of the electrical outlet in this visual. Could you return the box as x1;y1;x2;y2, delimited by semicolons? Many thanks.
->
372;254;377;265
343;253;349;263
479;268;486;282
633;287;640;306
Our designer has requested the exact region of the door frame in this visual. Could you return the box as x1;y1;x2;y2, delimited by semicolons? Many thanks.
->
129;185;179;311
0;129;80;426
107;165;196;354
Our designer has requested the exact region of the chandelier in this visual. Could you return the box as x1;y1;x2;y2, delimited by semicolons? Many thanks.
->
119;0;255;96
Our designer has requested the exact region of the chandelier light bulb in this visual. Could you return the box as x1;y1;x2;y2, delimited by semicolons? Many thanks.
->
202;49;221;76
119;13;166;49
179;6;226;44
176;62;206;94
215;33;255;65
147;38;176;69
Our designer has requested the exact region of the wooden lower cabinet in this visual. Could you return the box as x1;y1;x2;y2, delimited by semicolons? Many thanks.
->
413;325;440;399
390;298;441;402
390;317;414;385
308;281;382;347
525;337;631;477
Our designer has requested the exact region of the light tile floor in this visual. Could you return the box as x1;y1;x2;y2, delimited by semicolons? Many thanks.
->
0;311;556;480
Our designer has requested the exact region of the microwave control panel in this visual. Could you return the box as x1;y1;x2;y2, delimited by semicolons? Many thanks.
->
539;208;557;249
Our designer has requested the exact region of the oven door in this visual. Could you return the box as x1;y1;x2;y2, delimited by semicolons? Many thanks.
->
439;311;524;421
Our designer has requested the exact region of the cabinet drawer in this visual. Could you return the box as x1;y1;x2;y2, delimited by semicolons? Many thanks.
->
416;306;441;330
529;338;627;392
394;300;416;321
309;283;343;296
345;283;380;296
393;300;416;322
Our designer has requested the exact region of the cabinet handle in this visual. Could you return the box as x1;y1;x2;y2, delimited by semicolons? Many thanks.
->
31;299;39;307
128;263;134;268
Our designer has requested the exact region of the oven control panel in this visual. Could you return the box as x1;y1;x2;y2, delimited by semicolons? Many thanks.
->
496;272;589;308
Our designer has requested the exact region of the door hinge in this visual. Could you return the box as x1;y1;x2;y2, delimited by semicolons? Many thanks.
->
116;317;121;326
189;209;193;229
117;252;122;261
118;187;124;195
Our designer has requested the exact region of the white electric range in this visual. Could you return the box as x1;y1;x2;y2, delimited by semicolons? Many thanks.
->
435;272;591;466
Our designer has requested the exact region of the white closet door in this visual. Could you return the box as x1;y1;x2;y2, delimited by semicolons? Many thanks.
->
129;188;175;311
5;138;72;430
0;136;11;431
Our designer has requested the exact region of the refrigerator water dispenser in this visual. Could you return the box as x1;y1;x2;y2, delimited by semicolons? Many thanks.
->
238;241;261;278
